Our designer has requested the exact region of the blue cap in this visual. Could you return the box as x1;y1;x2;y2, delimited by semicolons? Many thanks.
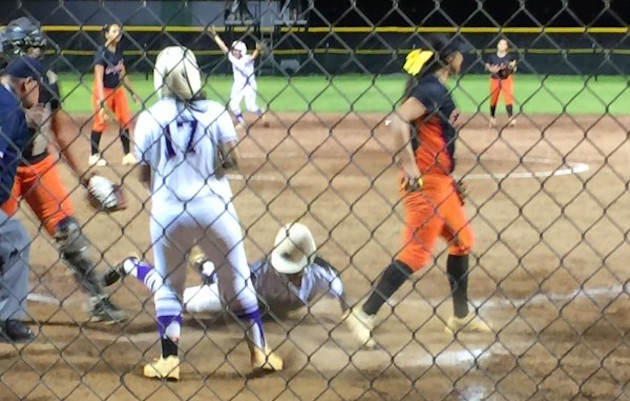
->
6;56;45;80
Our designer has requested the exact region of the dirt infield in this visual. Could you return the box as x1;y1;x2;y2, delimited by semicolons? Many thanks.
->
1;111;629;401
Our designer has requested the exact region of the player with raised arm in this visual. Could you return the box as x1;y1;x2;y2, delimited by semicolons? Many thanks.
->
135;46;282;380
90;23;141;167
103;223;351;318
208;26;267;129
0;17;126;324
343;38;492;348
485;38;517;127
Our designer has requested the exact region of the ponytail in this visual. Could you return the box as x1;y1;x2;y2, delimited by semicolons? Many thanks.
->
401;37;461;100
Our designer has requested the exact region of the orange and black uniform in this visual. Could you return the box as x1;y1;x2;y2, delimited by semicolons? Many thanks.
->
91;45;132;155
396;74;473;271
487;52;517;116
360;73;474;319
1;68;75;235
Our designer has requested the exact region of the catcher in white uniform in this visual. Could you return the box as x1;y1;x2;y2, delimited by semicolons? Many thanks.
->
104;223;350;318
209;27;267;129
134;46;281;381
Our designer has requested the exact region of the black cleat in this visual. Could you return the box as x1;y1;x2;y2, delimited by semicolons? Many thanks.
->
89;296;127;324
102;257;137;287
0;320;35;343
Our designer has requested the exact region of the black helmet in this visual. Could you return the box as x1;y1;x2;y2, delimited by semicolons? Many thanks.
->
0;17;47;57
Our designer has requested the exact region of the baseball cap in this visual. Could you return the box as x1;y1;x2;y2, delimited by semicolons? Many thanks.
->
5;56;45;80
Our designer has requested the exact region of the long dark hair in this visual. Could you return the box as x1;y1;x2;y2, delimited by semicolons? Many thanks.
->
402;36;460;101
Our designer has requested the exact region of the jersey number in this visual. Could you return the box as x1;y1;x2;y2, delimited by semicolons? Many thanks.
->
164;119;199;159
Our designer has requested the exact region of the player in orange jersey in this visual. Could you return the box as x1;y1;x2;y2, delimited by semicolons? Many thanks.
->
343;37;492;348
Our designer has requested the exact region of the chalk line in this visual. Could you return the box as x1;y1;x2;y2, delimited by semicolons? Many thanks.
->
229;157;589;182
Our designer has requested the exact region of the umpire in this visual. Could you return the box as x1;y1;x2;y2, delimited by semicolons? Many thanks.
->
0;56;45;343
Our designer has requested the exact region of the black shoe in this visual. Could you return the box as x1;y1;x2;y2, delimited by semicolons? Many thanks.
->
102;257;136;287
0;320;35;343
89;296;127;324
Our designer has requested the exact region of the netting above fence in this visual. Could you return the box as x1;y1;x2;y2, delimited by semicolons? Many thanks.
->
1;1;629;401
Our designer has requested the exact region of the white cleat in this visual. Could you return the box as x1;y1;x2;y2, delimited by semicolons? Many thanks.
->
508;117;517;127
343;307;376;348
88;154;107;167
488;117;497;128
122;153;137;165
445;313;493;335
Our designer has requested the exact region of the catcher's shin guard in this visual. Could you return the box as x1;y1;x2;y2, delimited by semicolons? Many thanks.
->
54;217;126;322
54;217;103;295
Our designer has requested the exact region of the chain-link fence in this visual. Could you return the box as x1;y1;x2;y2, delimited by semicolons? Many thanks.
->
1;1;629;401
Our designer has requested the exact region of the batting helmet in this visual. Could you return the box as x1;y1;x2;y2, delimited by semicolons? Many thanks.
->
271;223;317;275
231;40;247;55
153;46;203;101
0;17;47;57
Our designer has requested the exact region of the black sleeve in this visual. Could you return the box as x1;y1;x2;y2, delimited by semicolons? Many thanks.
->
486;54;496;65
93;48;106;67
408;83;438;114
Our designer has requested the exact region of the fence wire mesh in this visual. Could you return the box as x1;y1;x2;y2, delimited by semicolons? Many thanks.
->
1;1;629;401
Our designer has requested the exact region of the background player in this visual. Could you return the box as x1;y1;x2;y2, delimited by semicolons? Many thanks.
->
344;38;492;348
90;23;141;167
103;223;351;319
485;38;517;127
0;18;126;324
209;27;267;129
0;56;42;343
134;46;282;380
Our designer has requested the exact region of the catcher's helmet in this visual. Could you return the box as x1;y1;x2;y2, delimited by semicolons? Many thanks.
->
0;17;47;57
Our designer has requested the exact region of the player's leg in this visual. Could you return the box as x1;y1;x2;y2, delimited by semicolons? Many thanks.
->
90;89;108;167
196;198;282;371
144;216;189;380
103;255;223;315
346;184;444;347
489;78;500;127
0;211;34;343
439;185;490;334
183;283;223;314
244;84;267;127
21;157;125;323
103;256;165;291
230;84;247;128
111;87;136;165
502;76;515;126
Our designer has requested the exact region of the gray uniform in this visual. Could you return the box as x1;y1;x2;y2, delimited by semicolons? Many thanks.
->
250;257;344;313
0;210;30;320
183;256;345;316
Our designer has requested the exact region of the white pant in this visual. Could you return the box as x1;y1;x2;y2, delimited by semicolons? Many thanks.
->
229;83;261;115
150;196;258;317
183;284;223;314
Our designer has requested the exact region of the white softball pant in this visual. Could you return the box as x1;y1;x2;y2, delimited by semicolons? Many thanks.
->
229;83;261;115
150;195;258;319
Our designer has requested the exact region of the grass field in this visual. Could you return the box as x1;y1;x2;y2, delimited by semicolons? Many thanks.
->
60;73;629;115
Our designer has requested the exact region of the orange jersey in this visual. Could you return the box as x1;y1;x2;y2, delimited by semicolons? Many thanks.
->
408;75;459;175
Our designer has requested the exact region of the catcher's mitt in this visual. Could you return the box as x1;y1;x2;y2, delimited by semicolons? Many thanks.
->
86;175;127;212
